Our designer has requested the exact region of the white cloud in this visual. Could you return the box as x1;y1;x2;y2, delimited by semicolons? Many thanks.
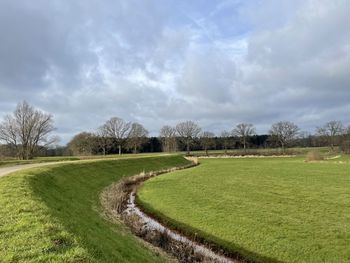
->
0;0;350;143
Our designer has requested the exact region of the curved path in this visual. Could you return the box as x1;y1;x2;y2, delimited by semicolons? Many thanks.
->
0;154;174;179
0;162;68;178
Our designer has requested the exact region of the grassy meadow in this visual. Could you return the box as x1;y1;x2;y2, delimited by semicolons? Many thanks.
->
138;157;350;263
0;155;190;262
184;147;333;157
0;146;336;168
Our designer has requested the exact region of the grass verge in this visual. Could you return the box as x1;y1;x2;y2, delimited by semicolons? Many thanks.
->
0;155;190;262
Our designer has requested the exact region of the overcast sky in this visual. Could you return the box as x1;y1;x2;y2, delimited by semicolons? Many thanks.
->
1;0;350;144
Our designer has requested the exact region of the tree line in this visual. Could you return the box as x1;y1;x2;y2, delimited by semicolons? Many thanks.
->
66;119;350;156
1;101;350;159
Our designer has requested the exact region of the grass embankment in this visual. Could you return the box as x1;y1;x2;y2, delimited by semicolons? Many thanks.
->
138;157;350;263
0;155;190;262
0;153;171;167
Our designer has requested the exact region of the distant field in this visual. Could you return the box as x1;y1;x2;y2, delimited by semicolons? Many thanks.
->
138;157;350;263
0;155;190;262
185;146;333;156
0;147;336;168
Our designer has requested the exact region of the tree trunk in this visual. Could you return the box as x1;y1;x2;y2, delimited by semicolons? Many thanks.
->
118;145;121;155
330;138;334;151
23;147;30;160
186;141;190;155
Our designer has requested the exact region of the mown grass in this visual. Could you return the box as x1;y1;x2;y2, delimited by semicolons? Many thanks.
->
138;157;350;263
0;147;334;167
0;153;172;167
0;155;190;262
183;146;335;157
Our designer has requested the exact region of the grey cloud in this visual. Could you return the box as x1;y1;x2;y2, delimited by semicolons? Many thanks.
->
1;0;350;143
177;46;236;103
241;0;350;126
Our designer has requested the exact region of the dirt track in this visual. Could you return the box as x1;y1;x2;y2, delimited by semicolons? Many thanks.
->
0;162;65;178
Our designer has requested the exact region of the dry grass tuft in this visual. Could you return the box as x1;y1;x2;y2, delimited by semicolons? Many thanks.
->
101;177;132;215
146;230;204;263
305;151;324;162
185;156;199;165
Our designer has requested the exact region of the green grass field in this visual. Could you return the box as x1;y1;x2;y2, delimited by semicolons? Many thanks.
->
138;157;350;263
0;146;334;167
0;155;190;262
185;147;333;157
0;147;336;168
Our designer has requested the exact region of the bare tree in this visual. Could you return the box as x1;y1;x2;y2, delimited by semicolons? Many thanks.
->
0;144;17;159
269;121;299;151
176;121;201;155
297;131;313;148
340;125;350;153
344;125;350;140
159;125;177;152
200;131;215;156
127;122;148;154
67;132;96;156
232;123;256;151
103;117;131;155
0;116;18;152
220;130;231;154
96;124;113;155
316;120;344;150
0;101;56;159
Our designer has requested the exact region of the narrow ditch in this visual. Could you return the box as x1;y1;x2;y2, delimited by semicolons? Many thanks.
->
101;160;241;263
127;189;235;263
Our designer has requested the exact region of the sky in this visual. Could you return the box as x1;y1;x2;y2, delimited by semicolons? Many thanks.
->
0;0;350;144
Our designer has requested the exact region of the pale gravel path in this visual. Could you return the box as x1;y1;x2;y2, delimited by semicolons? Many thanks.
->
0;154;170;178
0;162;71;178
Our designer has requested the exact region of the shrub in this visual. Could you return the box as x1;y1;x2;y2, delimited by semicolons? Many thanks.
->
305;151;324;162
185;156;199;164
101;177;132;215
340;140;350;154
